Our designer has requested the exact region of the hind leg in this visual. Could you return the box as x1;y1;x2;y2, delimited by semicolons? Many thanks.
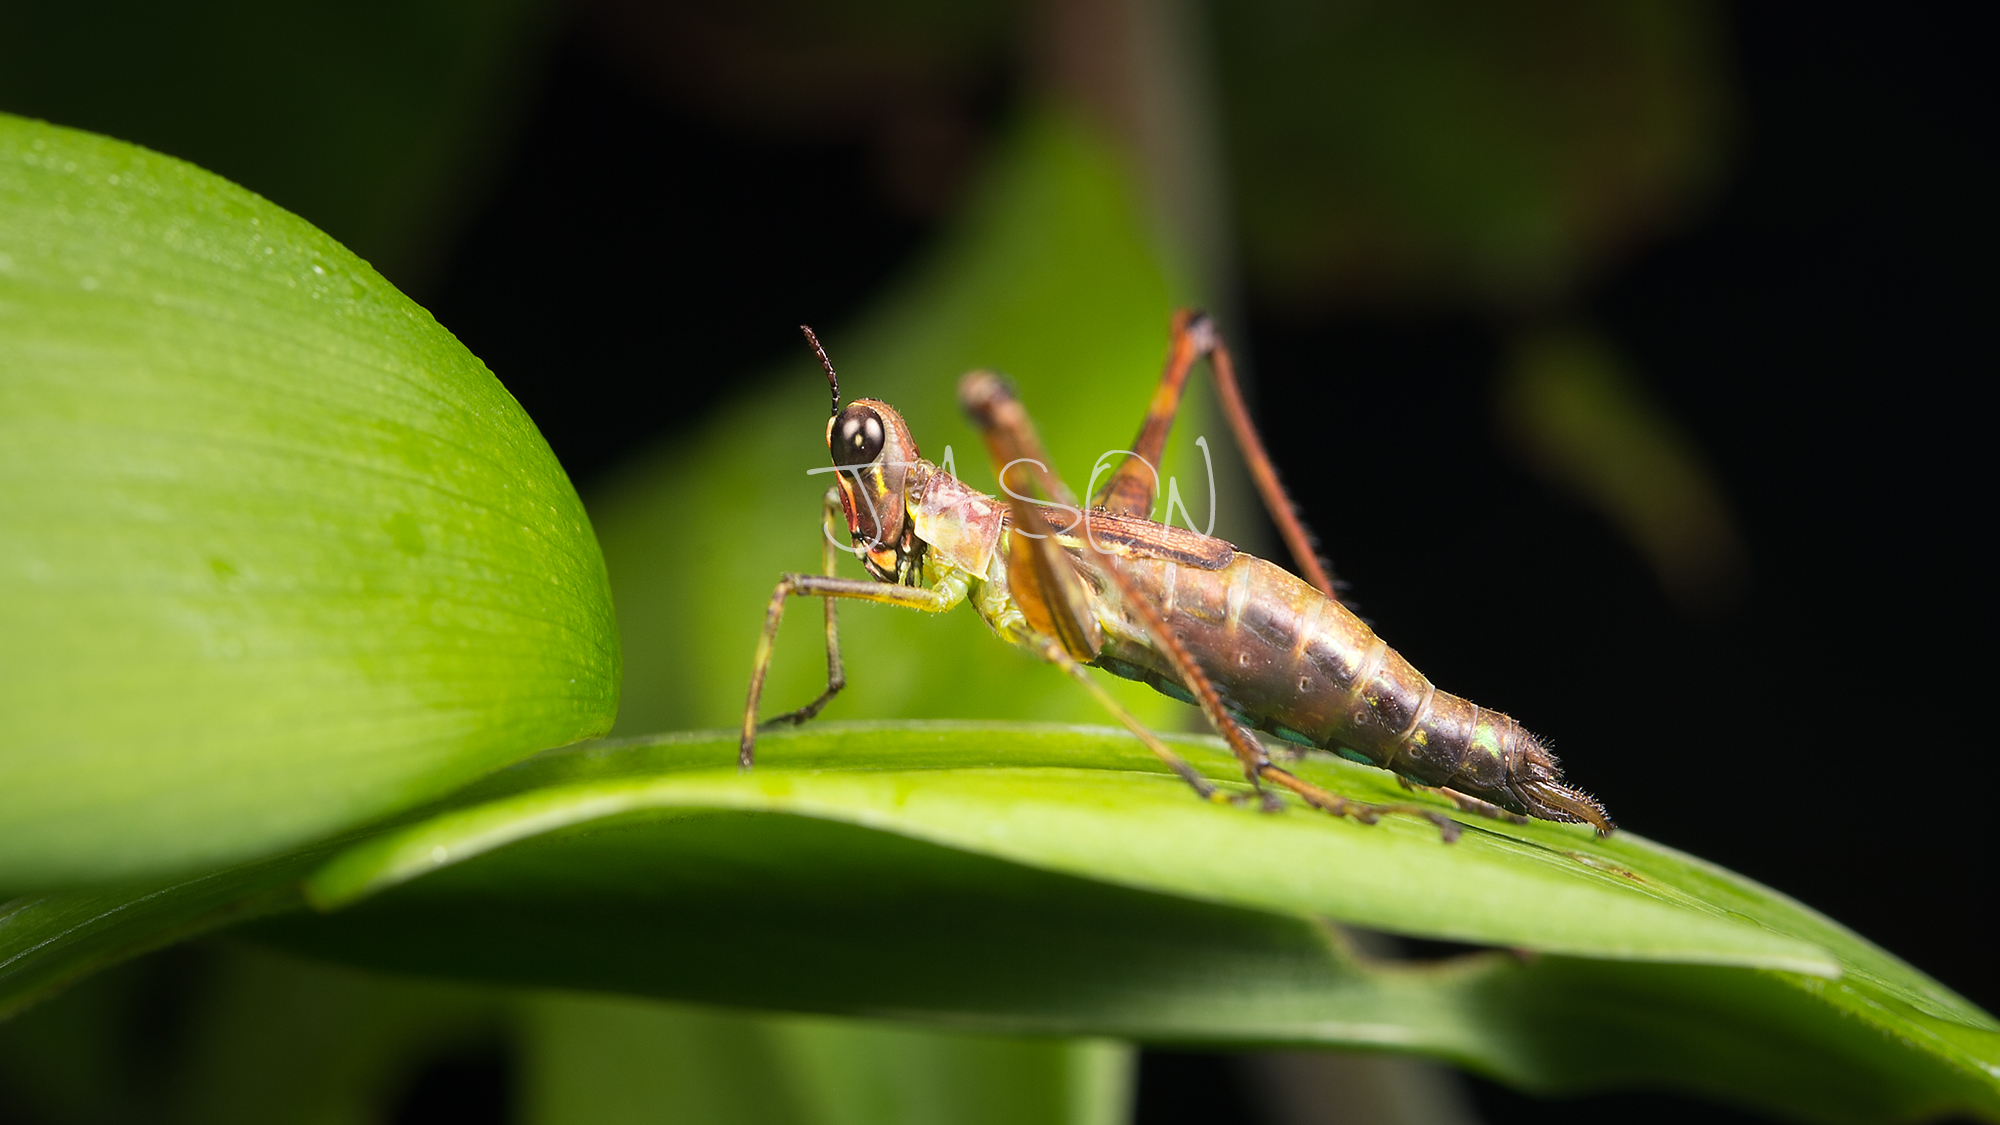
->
1034;639;1222;802
1093;309;1341;599
1265;765;1464;842
963;372;1459;841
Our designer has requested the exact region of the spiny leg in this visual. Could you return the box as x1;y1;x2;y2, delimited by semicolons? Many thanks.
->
1090;548;1462;837
1202;315;1340;599
1254;767;1463;841
741;564;966;770
957;376;1219;799
1095;309;1340;600
1084;548;1283;807
961;372;1459;838
1092;309;1209;517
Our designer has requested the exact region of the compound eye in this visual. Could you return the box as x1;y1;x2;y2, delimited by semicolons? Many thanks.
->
832;405;886;466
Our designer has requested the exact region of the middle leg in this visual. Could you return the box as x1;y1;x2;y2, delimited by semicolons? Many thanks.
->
1035;638;1221;802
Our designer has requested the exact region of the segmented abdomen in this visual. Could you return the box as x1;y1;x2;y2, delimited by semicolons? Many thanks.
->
1090;550;1600;824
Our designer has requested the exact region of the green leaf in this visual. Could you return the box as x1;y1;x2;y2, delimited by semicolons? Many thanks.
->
301;726;1830;968
5;726;1993;1122
262;725;2000;1122
0;113;619;888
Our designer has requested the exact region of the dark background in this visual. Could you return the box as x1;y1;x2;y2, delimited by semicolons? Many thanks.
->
416;5;1991;1122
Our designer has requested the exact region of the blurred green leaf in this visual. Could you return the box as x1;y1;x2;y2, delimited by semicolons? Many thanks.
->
0;0;557;285
0;952;179;1123
1213;0;1728;307
1499;325;1746;609
0;114;618;888
520;994;1130;1125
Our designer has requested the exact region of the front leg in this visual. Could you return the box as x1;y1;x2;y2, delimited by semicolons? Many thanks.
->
739;563;968;769
756;489;854;732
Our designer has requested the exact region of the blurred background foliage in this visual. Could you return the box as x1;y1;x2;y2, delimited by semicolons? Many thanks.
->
0;0;557;289
1216;0;1729;309
2;0;1990;1122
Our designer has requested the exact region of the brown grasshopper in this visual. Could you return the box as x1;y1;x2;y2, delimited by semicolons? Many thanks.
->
741;311;1611;838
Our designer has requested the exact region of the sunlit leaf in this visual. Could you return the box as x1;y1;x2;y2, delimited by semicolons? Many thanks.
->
264;724;2000;1123
0;114;619;887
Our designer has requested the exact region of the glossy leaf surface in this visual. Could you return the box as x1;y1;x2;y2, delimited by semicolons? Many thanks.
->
4;725;1993;1123
0;114;619;886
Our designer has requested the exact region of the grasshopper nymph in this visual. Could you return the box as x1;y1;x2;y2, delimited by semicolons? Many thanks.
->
741;313;1611;839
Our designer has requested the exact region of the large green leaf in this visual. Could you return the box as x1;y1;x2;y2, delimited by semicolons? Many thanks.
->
240;726;2000;1123
0;114;619;887
300;726;1831;967
3;725;1993;1122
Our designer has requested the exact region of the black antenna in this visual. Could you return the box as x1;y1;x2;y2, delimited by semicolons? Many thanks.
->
801;325;838;416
